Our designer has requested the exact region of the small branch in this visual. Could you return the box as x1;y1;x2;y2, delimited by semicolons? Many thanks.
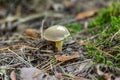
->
110;29;120;41
76;41;114;58
0;44;38;51
40;17;47;40
13;12;65;27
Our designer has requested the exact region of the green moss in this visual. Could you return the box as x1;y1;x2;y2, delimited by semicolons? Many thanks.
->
89;2;120;28
85;2;120;67
65;22;83;34
86;45;106;64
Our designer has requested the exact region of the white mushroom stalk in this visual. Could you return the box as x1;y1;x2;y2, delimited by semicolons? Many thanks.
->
43;25;70;51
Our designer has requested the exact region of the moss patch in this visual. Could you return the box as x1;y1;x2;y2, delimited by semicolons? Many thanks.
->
85;2;120;68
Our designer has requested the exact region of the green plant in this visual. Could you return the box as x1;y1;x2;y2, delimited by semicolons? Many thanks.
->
85;2;120;67
66;22;83;34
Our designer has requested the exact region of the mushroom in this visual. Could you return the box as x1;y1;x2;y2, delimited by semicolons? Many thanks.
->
43;25;70;51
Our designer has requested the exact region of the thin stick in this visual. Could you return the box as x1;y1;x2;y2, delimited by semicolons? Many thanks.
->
76;41;114;58
40;17;47;40
110;29;120;41
0;44;38;51
13;12;65;27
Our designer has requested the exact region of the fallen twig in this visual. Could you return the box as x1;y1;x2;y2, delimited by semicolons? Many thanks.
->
13;12;66;27
76;41;114;58
0;44;38;51
110;29;120;41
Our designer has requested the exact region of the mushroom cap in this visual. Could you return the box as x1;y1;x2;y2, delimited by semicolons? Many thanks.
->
43;25;70;41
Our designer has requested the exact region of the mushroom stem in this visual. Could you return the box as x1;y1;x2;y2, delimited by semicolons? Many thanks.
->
55;41;63;51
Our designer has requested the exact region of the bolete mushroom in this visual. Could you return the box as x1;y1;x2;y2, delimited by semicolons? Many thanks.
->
43;25;70;51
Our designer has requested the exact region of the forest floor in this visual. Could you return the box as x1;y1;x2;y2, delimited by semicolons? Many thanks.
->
0;0;120;80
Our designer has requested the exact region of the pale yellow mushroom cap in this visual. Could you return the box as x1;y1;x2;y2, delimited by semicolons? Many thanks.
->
43;25;70;41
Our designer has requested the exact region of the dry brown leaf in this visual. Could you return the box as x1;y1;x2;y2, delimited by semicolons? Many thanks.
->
55;73;62;79
10;71;16;80
55;54;79;62
103;73;112;80
25;28;39;38
63;0;77;8
74;9;99;20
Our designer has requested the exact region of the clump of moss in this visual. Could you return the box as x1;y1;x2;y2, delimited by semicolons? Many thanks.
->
85;2;120;67
89;2;120;28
